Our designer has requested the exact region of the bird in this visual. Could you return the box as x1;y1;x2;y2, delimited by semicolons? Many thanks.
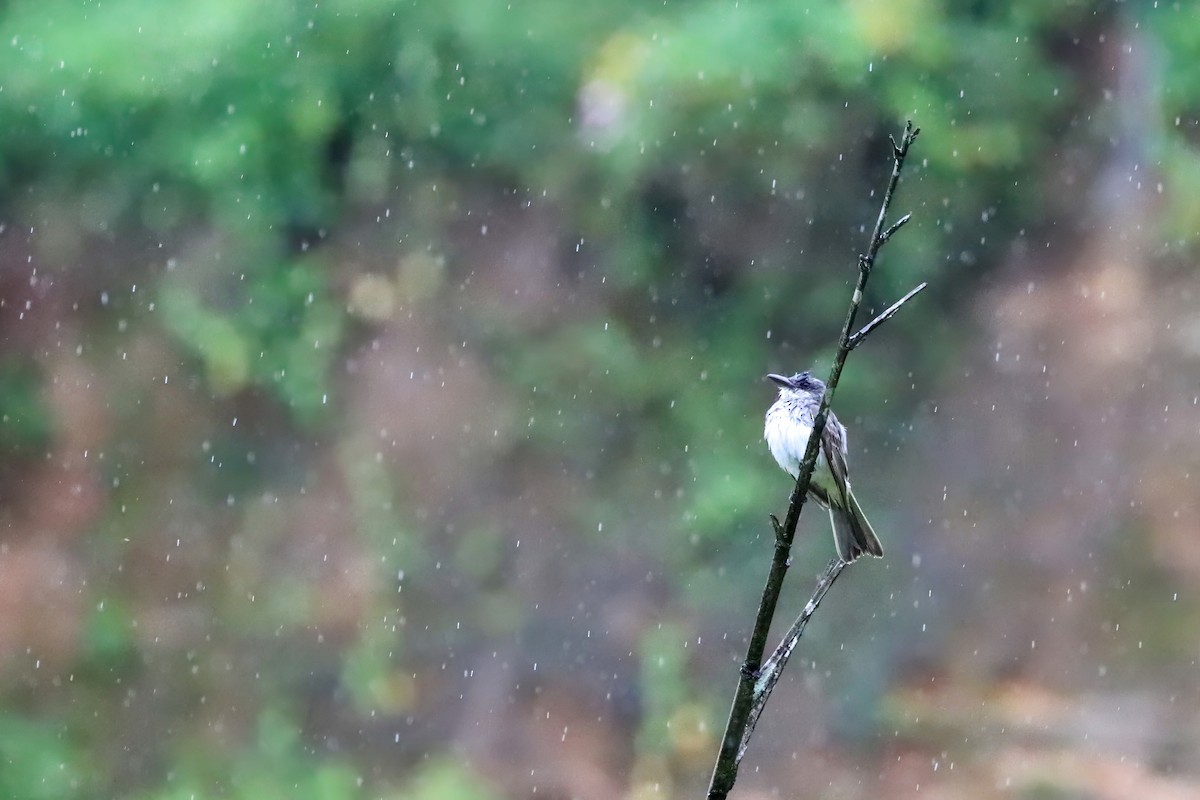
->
764;371;883;563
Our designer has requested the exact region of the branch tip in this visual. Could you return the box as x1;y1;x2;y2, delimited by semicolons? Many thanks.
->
848;281;928;349
880;213;912;244
891;122;920;158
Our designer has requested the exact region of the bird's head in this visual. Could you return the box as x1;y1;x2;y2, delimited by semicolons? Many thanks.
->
767;371;825;395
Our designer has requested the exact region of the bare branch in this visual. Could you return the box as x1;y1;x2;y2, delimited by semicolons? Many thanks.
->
737;558;845;759
848;282;928;350
706;120;922;800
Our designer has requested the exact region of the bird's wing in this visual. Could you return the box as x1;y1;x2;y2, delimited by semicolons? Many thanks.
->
820;417;853;508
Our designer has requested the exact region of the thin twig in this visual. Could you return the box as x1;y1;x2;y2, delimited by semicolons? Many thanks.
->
706;121;920;800
737;557;845;759
848;282;928;350
878;212;912;245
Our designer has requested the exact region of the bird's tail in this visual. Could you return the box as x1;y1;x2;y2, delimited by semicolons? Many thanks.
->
830;488;883;563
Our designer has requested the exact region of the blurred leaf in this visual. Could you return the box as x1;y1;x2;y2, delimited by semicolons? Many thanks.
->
160;256;343;425
159;287;252;395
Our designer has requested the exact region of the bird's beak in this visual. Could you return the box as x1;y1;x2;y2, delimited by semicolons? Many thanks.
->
766;373;792;388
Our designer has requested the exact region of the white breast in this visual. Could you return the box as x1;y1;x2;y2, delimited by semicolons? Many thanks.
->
764;402;834;499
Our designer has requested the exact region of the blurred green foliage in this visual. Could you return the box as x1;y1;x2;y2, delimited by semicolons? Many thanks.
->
0;0;1198;797
160;255;343;423
0;716;90;800
636;622;693;755
137;710;361;800
395;760;501;800
0;359;52;457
